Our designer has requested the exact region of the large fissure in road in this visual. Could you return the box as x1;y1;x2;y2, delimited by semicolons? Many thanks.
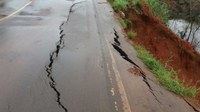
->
44;1;84;112
45;20;66;111
112;28;161;103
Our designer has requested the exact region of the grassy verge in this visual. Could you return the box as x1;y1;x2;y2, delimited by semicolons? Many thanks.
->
119;18;128;29
119;18;132;28
110;0;197;97
112;0;128;11
112;0;142;11
144;0;169;23
111;0;169;23
127;30;137;39
133;44;198;97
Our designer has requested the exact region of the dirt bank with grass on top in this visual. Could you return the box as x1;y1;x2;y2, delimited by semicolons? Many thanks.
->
111;0;200;104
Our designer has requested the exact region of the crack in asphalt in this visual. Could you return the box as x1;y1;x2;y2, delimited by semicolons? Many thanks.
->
140;69;161;104
112;29;139;68
112;28;161;104
44;1;84;112
183;98;200;112
60;30;64;35
45;22;66;111
66;1;85;23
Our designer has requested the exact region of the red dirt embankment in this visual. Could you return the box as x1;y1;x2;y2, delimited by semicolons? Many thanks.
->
124;4;200;100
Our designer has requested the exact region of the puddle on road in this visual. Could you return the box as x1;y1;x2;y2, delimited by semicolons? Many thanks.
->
19;8;51;16
0;14;6;19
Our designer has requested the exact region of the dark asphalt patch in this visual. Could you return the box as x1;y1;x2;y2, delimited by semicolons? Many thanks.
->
0;14;6;19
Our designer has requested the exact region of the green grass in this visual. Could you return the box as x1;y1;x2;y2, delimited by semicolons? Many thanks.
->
133;44;198;97
112;0;128;11
112;0;143;11
120;18;128;28
111;0;169;22
127;31;137;39
119;18;132;29
144;0;169;23
129;0;143;9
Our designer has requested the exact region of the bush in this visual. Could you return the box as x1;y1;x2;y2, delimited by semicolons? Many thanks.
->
129;0;143;9
127;31;137;39
120;18;128;28
120;18;132;29
145;0;169;23
112;0;128;11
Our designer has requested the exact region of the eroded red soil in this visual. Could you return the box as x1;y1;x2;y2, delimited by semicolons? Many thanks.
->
124;4;200;102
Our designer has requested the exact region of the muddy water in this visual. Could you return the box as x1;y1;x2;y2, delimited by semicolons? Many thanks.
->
164;0;200;52
167;19;200;51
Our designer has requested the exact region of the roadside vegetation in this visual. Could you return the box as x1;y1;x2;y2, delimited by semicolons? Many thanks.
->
144;0;169;23
111;0;169;23
119;18;129;29
112;0;128;11
134;44;198;97
112;0;142;11
127;31;137;39
110;0;199;98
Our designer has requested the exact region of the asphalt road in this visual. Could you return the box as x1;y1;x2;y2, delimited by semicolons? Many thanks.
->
0;0;199;112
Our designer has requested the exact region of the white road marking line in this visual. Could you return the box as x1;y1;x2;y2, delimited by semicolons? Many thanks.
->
114;101;119;111
107;63;114;84
0;1;32;22
105;38;132;112
110;88;115;96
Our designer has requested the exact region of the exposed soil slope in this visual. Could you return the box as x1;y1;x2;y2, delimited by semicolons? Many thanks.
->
124;4;200;101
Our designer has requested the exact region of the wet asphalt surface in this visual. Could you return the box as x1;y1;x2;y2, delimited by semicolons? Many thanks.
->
0;0;120;111
0;0;199;112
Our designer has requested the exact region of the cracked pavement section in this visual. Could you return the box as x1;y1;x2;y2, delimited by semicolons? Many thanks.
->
45;1;85;112
45;21;67;112
0;0;200;112
93;0;200;111
112;28;161;104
